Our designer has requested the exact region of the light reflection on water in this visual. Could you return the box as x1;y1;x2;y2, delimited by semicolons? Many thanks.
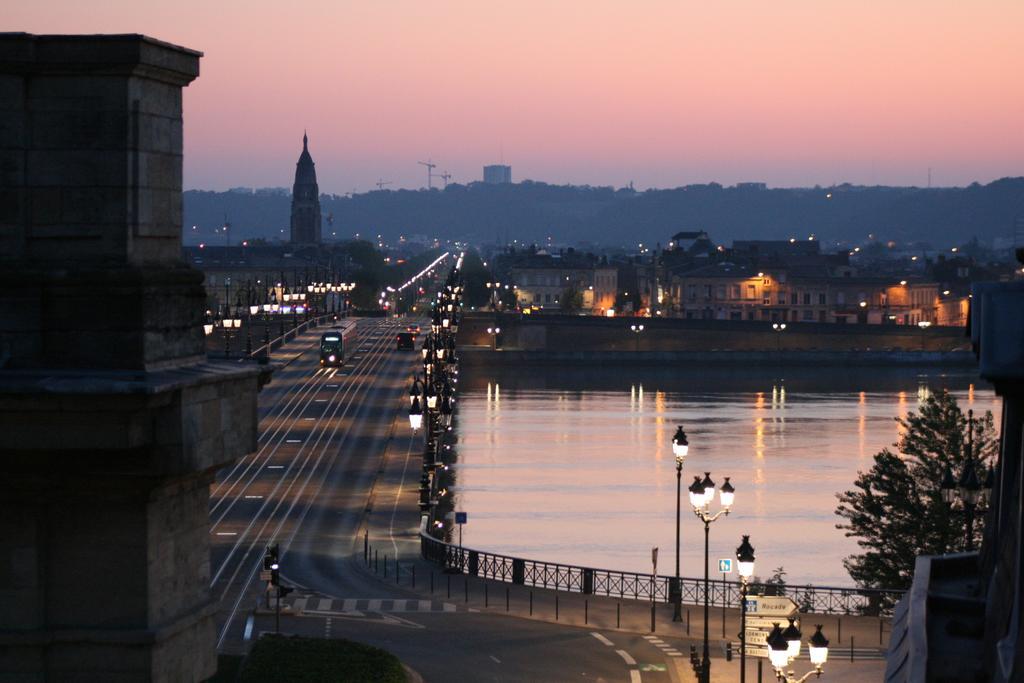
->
454;367;1001;587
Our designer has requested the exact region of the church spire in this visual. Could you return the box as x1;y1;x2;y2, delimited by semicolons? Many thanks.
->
303;130;308;151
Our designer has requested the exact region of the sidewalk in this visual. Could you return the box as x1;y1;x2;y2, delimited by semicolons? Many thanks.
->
356;409;891;681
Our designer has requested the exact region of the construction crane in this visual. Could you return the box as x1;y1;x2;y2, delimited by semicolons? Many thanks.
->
418;160;437;189
376;178;393;191
439;170;452;188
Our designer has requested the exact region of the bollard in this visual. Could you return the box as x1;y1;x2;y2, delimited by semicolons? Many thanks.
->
850;635;855;662
396;560;400;585
384;555;387;578
725;641;732;662
375;549;378;573
465;577;469;603
556;595;559;621
364;531;368;562
617;602;621;628
447;574;451;599
430;571;434;594
412;566;416;589
485;583;489;608
506;587;510;612
530;591;534;616
757;658;763;683
687;608;691;635
879;617;884;645
838;616;843;643
585;599;589;625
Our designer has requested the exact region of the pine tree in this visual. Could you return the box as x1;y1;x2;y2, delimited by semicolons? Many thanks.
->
834;390;998;590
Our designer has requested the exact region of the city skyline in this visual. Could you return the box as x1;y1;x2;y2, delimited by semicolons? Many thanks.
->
9;1;1024;192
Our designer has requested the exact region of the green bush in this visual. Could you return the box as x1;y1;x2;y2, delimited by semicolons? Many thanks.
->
237;635;407;683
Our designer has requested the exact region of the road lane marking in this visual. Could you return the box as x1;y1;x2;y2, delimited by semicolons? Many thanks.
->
303;417;316;421
490;655;501;664
267;465;284;470
286;439;302;443
244;495;263;499
243;615;254;641
616;650;636;665
215;532;237;536
315;399;328;402
591;633;614;646
326;384;338;388
630;671;642;683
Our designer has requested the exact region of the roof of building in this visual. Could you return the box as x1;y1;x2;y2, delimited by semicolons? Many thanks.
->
293;132;318;186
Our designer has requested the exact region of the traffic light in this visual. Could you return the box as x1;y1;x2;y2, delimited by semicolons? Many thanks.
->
264;544;278;571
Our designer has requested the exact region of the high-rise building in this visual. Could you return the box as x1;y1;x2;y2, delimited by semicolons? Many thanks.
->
483;164;512;184
290;132;322;244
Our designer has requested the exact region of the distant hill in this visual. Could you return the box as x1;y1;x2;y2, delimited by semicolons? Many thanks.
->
183;178;1024;248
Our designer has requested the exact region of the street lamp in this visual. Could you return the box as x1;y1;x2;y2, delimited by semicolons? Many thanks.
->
486;326;501;351
736;535;756;683
690;472;735;683
940;409;989;551
671;426;689;622
767;621;830;682
772;322;787;352
630;323;645;352
409;396;423;432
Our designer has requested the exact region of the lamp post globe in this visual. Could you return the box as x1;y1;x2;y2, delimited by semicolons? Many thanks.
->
672;426;689;460
808;625;830;667
719;477;735;509
782;617;802;660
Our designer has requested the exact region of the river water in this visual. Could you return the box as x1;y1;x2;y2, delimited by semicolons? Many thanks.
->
451;365;1000;587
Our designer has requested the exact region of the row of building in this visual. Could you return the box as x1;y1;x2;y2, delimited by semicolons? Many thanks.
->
492;233;1013;327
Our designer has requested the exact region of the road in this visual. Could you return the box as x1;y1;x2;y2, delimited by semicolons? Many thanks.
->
206;318;664;682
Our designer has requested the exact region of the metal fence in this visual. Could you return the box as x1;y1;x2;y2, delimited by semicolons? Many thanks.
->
421;533;905;617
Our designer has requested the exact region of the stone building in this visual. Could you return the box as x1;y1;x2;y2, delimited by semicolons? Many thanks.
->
0;34;260;681
289;132;321;244
507;250;617;314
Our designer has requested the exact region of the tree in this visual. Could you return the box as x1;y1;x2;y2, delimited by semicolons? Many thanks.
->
835;390;997;590
560;285;584;314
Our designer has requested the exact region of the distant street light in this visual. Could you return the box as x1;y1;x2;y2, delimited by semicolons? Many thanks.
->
630;323;645;352
671;426;689;622
736;535;756;683
772;322;787;352
940;409;992;551
486;326;501;351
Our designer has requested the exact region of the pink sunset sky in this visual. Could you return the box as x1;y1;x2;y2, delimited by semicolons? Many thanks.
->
10;1;1024;192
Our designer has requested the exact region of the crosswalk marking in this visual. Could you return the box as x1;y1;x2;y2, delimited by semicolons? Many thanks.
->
287;595;458;615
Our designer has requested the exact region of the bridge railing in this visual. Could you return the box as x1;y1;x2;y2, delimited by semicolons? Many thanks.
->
420;531;905;617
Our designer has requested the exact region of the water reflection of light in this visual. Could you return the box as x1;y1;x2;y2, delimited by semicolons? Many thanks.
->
917;383;931;404
858;391;866;458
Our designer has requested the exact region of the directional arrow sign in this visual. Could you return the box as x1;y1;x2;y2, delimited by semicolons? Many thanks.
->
744;595;798;617
744;645;769;658
746;616;799;630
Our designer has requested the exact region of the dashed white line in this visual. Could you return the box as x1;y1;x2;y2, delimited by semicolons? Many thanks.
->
286;439;302;443
489;655;501;664
243;615;254;641
616;650;637;665
591;632;615;647
267;465;284;470
243;495;263;499
215;532;237;536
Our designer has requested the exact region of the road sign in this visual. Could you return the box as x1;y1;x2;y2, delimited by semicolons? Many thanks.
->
259;570;272;582
652;546;659;573
455;511;467;524
744;645;769;658
744;595;798;617
718;558;733;573
746;616;797;630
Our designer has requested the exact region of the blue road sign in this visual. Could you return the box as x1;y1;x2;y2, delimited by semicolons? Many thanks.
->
455;511;468;524
718;558;733;573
